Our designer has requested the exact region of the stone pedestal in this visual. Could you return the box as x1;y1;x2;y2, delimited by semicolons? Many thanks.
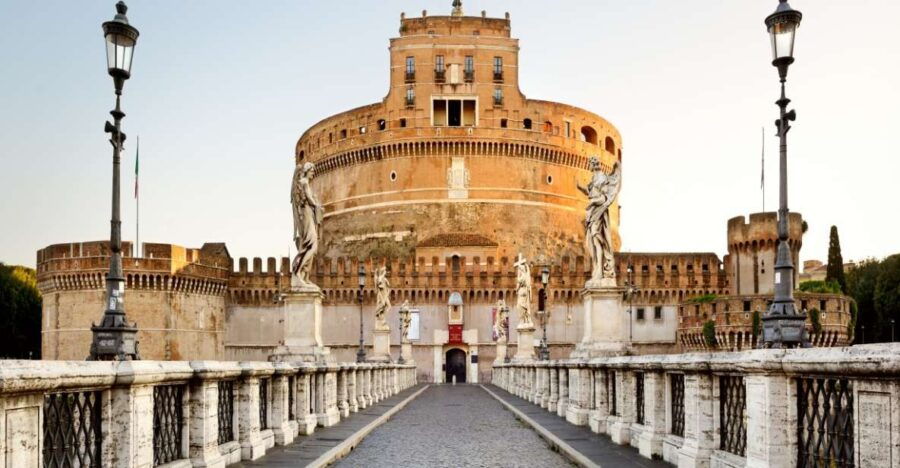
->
400;342;413;364
367;328;392;363
269;288;331;363
494;341;507;364
571;286;631;359
514;324;536;361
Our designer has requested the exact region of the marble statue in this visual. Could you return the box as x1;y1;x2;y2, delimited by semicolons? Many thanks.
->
493;299;509;343
374;266;391;330
514;253;534;327
291;162;323;289
399;300;411;342
577;157;622;287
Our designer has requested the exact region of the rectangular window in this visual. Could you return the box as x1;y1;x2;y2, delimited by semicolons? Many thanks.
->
435;55;445;72
406;86;415;107
564;121;571;138
448;100;461;126
405;56;415;81
743;300;751;312
500;118;508;128
462;100;476;126
654;306;663;320
433;99;476;127
399;118;407;128
465;55;474;73
636;308;645;320
493;56;503;81
493;87;503;106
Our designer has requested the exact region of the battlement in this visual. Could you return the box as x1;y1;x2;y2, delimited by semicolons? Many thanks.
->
399;11;511;37
36;241;231;295
727;211;804;248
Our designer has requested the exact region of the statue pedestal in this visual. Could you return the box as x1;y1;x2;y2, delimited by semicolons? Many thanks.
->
399;342;413;364
367;328;392;362
513;324;536;361
494;341;508;364
269;287;332;363
570;286;631;359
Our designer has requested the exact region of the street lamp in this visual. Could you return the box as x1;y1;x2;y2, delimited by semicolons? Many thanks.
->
761;0;809;348
89;1;140;361
356;265;367;362
538;266;551;361
626;265;638;342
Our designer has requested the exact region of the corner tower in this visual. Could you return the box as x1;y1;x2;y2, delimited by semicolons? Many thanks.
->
296;5;623;264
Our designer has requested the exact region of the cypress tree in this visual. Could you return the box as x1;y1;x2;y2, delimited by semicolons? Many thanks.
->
826;225;847;292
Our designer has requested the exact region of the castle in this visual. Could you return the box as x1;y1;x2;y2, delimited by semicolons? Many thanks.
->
36;5;851;383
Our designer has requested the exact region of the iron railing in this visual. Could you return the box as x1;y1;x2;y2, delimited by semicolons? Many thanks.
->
434;70;445;82
464;70;474;82
797;377;854;468
43;391;103;468
607;370;617;416
153;384;185;466
636;372;645;424
719;375;746;457
670;374;685;437
288;376;296;421
259;378;270;430
217;380;234;445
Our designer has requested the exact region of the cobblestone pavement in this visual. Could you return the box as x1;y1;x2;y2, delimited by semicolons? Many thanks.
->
335;384;573;468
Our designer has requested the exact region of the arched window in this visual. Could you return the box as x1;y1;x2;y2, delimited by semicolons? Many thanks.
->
605;136;616;154
543;121;553;133
451;255;461;272
523;118;532;130
340;129;347;139
580;126;598;144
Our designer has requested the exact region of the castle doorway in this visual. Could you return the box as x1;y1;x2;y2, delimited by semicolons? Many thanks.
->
445;348;466;383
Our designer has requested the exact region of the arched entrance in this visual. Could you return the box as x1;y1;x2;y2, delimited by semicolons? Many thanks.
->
445;348;466;383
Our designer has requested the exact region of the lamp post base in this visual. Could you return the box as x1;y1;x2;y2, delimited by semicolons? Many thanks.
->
760;314;810;348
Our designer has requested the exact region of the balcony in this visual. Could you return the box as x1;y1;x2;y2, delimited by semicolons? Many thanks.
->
464;70;474;82
405;97;415;108
493;71;504;82
493;96;503;107
434;70;445;83
405;71;415;83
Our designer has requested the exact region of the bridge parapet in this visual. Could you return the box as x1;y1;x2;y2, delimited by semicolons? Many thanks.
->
0;360;416;466
493;344;900;467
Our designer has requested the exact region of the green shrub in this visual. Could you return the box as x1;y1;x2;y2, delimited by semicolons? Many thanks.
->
751;310;761;338
798;280;842;294
808;308;822;334
688;294;718;304
702;320;716;347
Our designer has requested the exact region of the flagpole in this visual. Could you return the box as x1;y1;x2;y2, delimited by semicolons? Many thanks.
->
135;136;139;257
761;127;765;212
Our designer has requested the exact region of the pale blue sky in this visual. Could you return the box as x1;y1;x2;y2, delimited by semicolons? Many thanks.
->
1;0;898;268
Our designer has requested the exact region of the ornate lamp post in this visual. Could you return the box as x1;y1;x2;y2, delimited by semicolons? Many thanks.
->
761;0;809;348
626;265;638;342
538;266;551;361
356;265;367;362
89;1;140;361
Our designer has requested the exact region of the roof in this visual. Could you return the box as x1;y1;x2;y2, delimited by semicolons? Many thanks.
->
417;233;498;248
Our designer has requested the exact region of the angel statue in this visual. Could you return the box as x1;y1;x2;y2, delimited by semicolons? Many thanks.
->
374;266;391;330
514;253;534;328
493;299;509;343
577;157;622;287
399;300;412;343
291;162;323;289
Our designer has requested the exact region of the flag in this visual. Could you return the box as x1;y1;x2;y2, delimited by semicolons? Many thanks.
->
760;127;765;189
134;136;139;198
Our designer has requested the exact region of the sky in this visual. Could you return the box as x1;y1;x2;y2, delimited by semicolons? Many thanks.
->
1;0;898;268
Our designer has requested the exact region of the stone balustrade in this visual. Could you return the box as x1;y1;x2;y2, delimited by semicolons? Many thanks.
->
493;344;900;468
0;360;416;467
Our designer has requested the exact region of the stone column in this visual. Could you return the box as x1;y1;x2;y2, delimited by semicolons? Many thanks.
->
296;366;316;435
639;370;666;459
608;370;634;445
557;366;569;418
589;367;609;434
540;366;551;408
270;363;296;446
316;365;340;427
676;373;715;468
336;365;349;418
548;366;559;412
187;362;239;468
745;373;794;468
347;365;359;413
566;364;591;426
238;362;274;461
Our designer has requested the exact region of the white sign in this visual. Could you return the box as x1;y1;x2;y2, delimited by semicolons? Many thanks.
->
775;272;782;284
408;309;420;341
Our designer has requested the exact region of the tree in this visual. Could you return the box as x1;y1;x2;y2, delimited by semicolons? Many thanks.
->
702;320;717;347
826;226;847;293
847;255;900;343
0;263;42;358
874;254;900;341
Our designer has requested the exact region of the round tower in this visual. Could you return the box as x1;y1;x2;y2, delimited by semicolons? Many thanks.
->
295;8;622;265
726;212;804;296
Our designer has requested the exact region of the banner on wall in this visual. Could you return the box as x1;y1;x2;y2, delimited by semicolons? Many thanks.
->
408;309;420;341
